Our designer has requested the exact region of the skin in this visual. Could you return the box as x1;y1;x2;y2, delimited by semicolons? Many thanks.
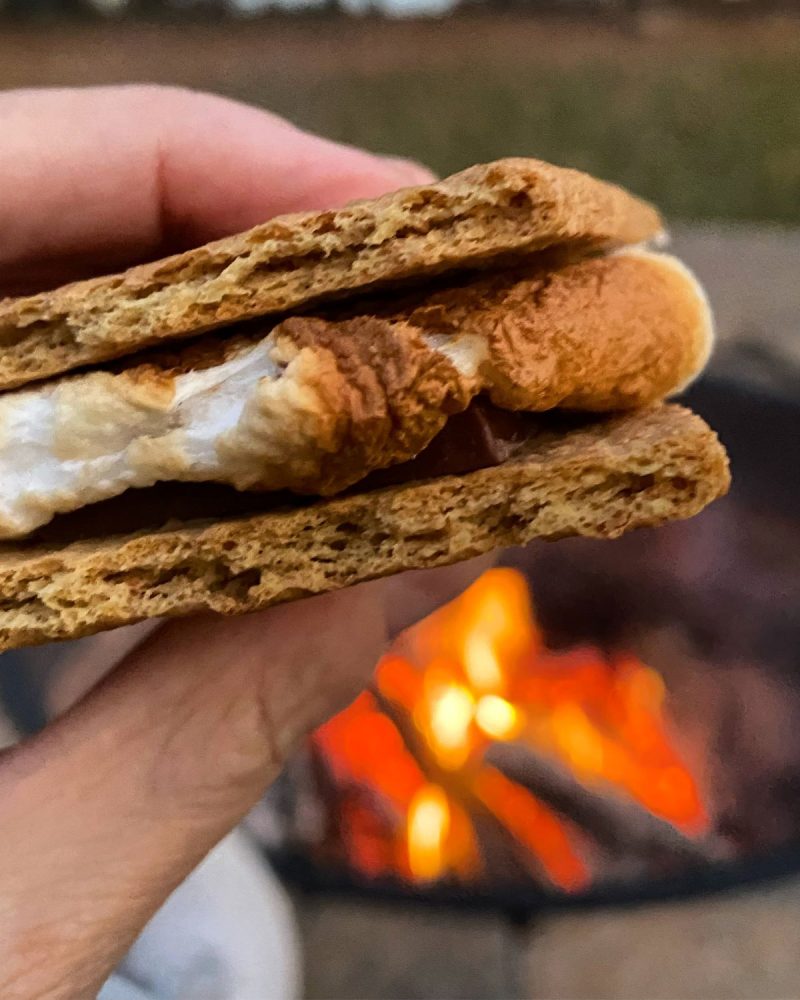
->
0;85;491;999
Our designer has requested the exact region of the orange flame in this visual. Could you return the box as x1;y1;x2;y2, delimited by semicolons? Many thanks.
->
315;569;709;889
475;695;523;741
407;784;451;881
475;769;589;892
424;681;475;770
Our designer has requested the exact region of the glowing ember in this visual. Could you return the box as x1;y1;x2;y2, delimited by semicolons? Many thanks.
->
425;683;475;770
463;632;505;694
408;784;451;881
313;569;709;890
475;695;522;741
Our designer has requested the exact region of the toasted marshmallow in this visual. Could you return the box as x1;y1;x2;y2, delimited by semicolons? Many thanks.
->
0;324;487;539
0;249;711;540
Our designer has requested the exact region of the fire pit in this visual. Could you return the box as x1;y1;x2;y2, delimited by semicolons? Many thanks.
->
258;369;800;912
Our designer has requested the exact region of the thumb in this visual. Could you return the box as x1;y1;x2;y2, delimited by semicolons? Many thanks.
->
0;84;436;292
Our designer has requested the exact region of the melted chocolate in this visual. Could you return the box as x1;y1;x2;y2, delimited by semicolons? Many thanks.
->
360;399;535;489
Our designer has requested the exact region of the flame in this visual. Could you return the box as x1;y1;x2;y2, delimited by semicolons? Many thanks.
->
550;702;607;774
463;631;505;693
408;784;451;881
425;682;475;769
475;695;522;740
314;569;709;890
475;769;589;892
460;571;535;695
316;693;423;810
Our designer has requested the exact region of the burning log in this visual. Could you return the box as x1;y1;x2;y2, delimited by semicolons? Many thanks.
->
371;686;544;886
485;741;726;867
302;570;718;893
308;742;401;861
309;741;403;837
307;741;410;878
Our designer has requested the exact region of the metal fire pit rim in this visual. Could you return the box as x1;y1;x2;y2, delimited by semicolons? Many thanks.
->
267;838;800;918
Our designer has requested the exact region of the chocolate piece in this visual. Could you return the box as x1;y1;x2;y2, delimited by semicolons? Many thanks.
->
361;398;537;489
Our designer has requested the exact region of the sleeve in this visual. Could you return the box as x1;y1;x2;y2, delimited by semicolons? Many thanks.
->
98;976;160;1000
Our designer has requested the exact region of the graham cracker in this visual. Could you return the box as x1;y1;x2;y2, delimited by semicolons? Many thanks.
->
0;404;728;651
0;158;662;391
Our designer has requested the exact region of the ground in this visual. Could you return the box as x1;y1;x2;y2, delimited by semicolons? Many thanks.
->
294;872;800;999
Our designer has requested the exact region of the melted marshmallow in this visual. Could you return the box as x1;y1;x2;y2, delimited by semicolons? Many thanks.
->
0;331;484;540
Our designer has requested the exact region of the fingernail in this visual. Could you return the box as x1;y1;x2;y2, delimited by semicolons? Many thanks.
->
381;156;439;185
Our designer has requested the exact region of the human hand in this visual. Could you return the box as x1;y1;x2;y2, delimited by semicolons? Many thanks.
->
0;85;490;999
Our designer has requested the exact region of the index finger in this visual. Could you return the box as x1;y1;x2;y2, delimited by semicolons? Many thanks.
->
0;85;432;294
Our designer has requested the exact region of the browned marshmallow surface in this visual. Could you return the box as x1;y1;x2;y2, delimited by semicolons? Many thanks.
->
0;250;711;539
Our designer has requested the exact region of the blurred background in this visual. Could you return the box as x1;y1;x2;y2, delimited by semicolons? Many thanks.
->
0;0;798;229
2;0;798;364
2;2;800;998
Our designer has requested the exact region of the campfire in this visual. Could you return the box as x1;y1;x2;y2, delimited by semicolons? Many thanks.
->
250;379;800;907
308;569;719;893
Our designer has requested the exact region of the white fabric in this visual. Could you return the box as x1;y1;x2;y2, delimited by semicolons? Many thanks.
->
98;829;300;1000
4;627;301;1000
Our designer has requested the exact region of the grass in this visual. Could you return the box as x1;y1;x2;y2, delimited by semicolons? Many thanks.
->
232;50;800;225
1;14;799;223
